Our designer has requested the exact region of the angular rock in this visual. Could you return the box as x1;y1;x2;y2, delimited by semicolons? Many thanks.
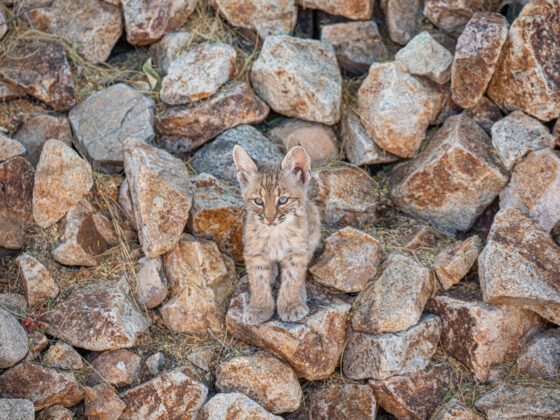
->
352;253;434;334
403;225;438;249
136;257;167;309
343;314;441;380
120;366;208;420
186;349;214;372
216;352;302;414
26;331;48;361
0;134;25;162
0;399;34;420
432;398;484;420
43;342;83;371
121;0;197;46
389;113;509;232
309;166;378;228
251;36;341;124
155;81;269;156
146;352;165;375
187;174;245;262
423;0;501;36
0;362;83;411
16;254;59;307
161;234;236;335
36;405;73;420
381;0;423;45
84;383;126;420
396;31;453;84
32;140;93;228
429;284;544;381
357;62;437;158
464;96;502;133
297;0;374;19
226;280;351;380
90;349;142;387
149;31;192;73
475;384;560;420
0;308;29;369
517;329;560;378
308;384;377;420
310;227;383;293
369;363;454;420
433;236;481;290
321;21;387;74
487;0;560;121
22;0;122;63
0;40;74;111
190;124;282;184
43;284;151;351
69;84;155;173
199;392;281;420
123;138;191;258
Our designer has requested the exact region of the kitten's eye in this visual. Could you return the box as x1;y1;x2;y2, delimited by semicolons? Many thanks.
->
277;197;288;205
254;198;264;206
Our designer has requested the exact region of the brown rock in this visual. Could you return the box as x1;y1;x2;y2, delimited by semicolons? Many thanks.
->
451;13;509;108
0;40;74;111
309;384;377;420
119;366;208;420
26;330;48;361
432;398;484;420
84;383;126;420
36;405;73;420
16;254;59;307
464;96;502;133
516;329;560;378
297;0;374;19
0;134;25;163
423;0;501;36
433;236;482;290
403;225;438;249
43;342;83;371
90;349;142;387
0;83;23;101
381;0;423;45
136;257;167;309
0;362;83;412
199;392;282;420
389;113;509;232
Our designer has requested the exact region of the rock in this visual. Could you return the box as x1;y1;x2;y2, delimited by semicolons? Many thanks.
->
423;0;501;36
0;134;25;162
199;392;281;420
0;8;6;38
120;366;208;420
190;124;282;184
155;81;270;156
369;363;454;420
381;0;423;45
161;234;236;335
43;342;83;371
357;62;437;158
84;383;126;420
267;119;338;167
352;253;434;334
149;31;192;73
554;118;559;146
123;138;191;258
226;280;351;380
297;0;373;19
0;157;34;249
307;384;377;420
0;293;27;317
0;308;29;369
432;398;484;420
160;43;237;106
121;0;197;46
479;207;560;324
475;384;560;420
433;236;482;290
487;0;560;121
26;331;48;361
389;113;509;232
43;284;151;351
0;399;34;420
32;140;93;228
309;166;378;228
22;0;122;63
340;109;400;166
187;349;214;371
429;284;544;381
216;352;302;414
90;349;142;387
136;257;167;309
309;227;384;293
403;225;438;249
344;314;441;380
0;362;83;411
13;113;72;166
212;0;297;40
451;13;508;108
0;40;74;111
396;31;454;84
118;179;137;229
251;36;341;124
52;199;119;267
186;174;245;262
517;329;560;378
0;83;22;101
464;96;502;133
69;84;155;173
146;352;165;376
16;254;59;307
36;405;73;420
320;21;387;74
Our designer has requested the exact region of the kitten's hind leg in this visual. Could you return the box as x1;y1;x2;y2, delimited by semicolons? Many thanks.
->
244;254;275;324
277;251;309;322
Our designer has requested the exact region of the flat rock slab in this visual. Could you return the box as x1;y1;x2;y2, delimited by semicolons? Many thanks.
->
69;84;155;173
389;113;509;232
0;135;25;163
251;36;341;125
516;328;560;378
308;384;377;420
199;392;281;420
297;0;374;19
226;280;351;381
479;207;560;325
0;308;29;369
381;0;423;45
433;236;482;290
423;0;501;36
16;254;59;307
0;399;34;420
432;398;484;420
90;349;142;387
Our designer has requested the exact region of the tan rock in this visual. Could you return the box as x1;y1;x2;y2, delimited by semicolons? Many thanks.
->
136;257;167;309
84;383;126;420
433;236;482;290
309;384;377;420
90;349;142;387
432;398;484;420
43;342;83;371
161;234;236;335
16;254;59;307
199;392;281;420
36;404;73;420
310;227;384;293
297;0;374;19
423;0;501;36
403;225;438;249
0;134;25;163
516;329;560;378
381;0;423;45
464;96;502;133
0;308;29;368
149;31;192;73
389;113;509;232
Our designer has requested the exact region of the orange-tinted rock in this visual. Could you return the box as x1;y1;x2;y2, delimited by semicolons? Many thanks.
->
403;225;438;249
432;398;484;420
308;384;377;420
464;96;502;133
381;0;422;45
199;392;281;420
43;342;83;371
35;404;72;420
297;0;374;19
26;330;48;361
83;383;126;420
433;236;482;290
0;134;25;163
90;349;142;387
16;254;59;307
423;0;501;36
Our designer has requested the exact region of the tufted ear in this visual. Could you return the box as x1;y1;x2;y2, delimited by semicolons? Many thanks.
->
233;145;258;188
282;146;311;185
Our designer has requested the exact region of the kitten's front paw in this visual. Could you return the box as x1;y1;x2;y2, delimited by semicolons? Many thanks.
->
243;304;274;325
278;301;309;323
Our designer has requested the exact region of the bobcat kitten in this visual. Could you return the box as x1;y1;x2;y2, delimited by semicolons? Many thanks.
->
233;145;321;324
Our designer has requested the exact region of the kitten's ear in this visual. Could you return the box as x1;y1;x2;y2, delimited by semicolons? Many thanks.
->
233;145;257;187
282;146;311;185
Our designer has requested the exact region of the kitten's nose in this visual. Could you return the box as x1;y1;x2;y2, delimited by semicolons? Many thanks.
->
265;216;275;223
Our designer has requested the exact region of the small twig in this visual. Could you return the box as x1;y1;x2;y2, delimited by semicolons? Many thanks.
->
0;1;55;27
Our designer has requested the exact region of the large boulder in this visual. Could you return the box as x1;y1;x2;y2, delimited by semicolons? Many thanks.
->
0;308;29;369
296;0;374;19
423;0;501;36
516;329;560;378
16;254;59;307
308;384;377;420
199;392;281;420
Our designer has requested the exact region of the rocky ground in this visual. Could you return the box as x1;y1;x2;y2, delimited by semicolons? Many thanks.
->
0;0;559;419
